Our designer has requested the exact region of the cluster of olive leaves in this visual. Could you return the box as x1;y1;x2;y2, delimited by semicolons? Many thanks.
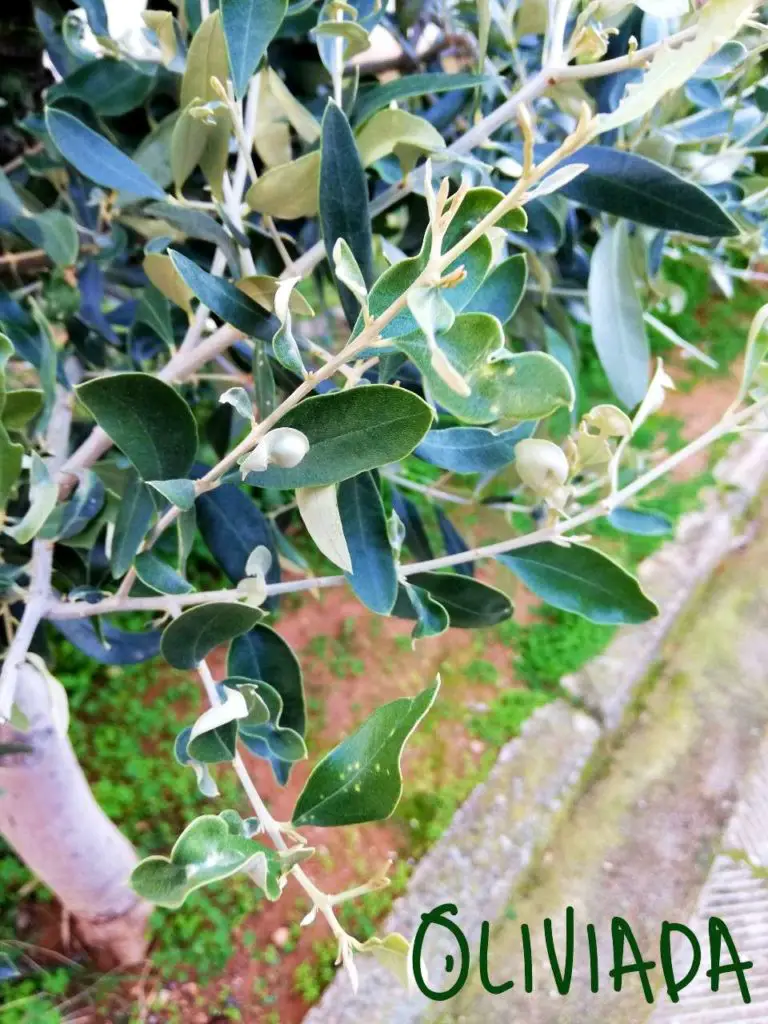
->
0;0;766;987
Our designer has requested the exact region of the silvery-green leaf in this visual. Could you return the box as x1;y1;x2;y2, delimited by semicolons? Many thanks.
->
161;603;263;669
525;163;588;201
296;484;353;572
246;151;321;219
333;238;368;305
6;453;57;545
292;680;439;827
358;934;413;989
176;726;220;797
171;101;210;194
739;302;768;402
143;250;195;316
497;543;658;624
77;373;198;481
0;335;23;511
136;286;175;348
607;507;673;536
179;12;230;199
353;72;488;125
394;572;512;628
148;478;197;511
355;109;445;169
45;106;166;200
134;552;194;595
14;210;79;267
186;685;253;763
595;0;756;135
245;544;272;578
407;284;455;348
338;472;397;615
415;423;534;473
271;278;306;377
244;385;433;488
587;221;649;409
465;254;527;324
320;101;374;327
228;626;306;784
393;582;449;640
221;0;288;98
111;476;155;578
220;387;254;421
131;812;282;908
237;275;314;315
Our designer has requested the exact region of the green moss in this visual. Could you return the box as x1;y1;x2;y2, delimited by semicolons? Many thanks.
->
497;611;615;691
469;689;553;745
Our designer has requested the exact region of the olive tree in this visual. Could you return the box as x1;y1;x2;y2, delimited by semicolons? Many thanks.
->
0;0;767;985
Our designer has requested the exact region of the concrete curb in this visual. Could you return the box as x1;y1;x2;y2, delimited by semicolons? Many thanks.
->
303;430;768;1024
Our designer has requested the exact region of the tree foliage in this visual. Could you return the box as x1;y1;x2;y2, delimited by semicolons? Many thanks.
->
0;0;767;993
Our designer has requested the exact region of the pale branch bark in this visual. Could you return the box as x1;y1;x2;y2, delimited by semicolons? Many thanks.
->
1;379;150;966
0;663;150;967
0;378;75;721
44;399;767;623
0;541;51;721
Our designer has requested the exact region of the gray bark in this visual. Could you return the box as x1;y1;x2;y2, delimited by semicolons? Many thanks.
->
0;662;149;966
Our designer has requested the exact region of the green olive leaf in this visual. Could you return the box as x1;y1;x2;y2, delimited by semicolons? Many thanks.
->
77;373;198;482
497;542;659;624
160;603;263;669
131;812;282;908
292;680;439;827
245;385;433;488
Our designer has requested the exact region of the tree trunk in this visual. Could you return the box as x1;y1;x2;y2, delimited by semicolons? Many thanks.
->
0;663;150;968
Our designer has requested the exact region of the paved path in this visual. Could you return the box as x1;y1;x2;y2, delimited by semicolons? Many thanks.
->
441;506;768;1024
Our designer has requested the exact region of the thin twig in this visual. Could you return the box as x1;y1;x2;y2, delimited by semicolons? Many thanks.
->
57;35;696;488
45;399;767;623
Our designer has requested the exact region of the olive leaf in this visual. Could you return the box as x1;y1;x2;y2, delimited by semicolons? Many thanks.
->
134;552;194;596
225;675;308;767
147;479;197;511
243;385;433;489
246;151;321;219
179;12;231;199
738;302;768;402
355;109;445;170
0;334;23;511
131;812;282;908
229;626;306;784
357;933;413;989
271;278;306;377
170;251;275;339
77;374;198;482
338;472;398;615
292;680;439;827
497;543;658;624
45;106;166;201
5;453;57;545
221;0;288;98
296;484;353;572
160;603;263;669
415;422;534;474
320;101;374;327
143;250;194;316
394;572;513;629
588;221;649;409
175;727;220;798
596;0;755;135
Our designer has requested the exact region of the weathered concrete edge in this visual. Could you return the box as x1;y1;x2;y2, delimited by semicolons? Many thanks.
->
303;430;768;1024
